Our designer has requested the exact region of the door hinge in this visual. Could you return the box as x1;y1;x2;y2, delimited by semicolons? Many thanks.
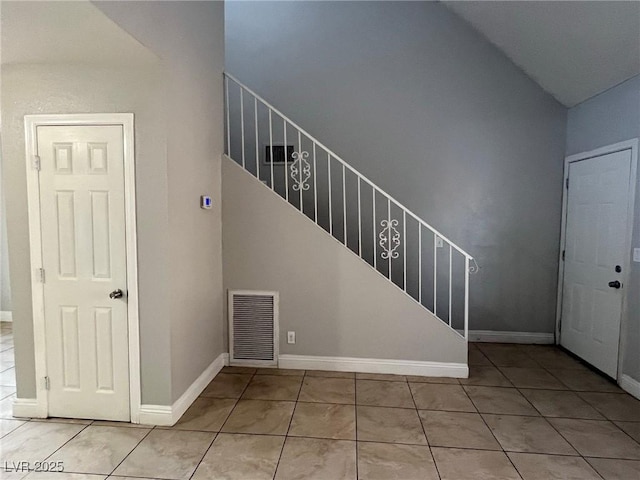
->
32;155;41;171
44;376;50;390
562;250;565;261
37;268;46;283
565;177;569;189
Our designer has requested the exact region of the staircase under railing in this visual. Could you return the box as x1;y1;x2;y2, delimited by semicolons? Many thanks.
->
224;72;477;340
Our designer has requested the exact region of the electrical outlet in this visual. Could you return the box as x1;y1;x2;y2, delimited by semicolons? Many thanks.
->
435;236;444;248
634;248;640;263
287;331;296;344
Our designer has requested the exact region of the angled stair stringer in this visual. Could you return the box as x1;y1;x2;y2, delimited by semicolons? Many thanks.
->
222;155;468;377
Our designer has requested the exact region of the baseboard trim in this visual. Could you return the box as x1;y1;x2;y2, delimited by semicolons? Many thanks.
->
468;330;554;344
620;374;640;400
0;311;13;322
13;397;46;418
137;404;173;426
278;354;468;378
138;352;228;426
169;352;227;424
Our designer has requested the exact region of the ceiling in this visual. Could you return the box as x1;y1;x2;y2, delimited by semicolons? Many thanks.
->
444;1;640;107
2;1;637;107
1;1;157;66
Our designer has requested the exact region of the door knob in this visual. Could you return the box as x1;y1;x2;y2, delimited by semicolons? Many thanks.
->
608;281;621;289
109;289;124;299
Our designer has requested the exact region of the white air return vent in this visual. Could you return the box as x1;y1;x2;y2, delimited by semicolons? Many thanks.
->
229;290;279;366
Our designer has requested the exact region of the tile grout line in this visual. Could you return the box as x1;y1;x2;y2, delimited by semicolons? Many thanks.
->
363;439;430;449
512;351;640;455
6;357;635;479
106;425;155;478
271;368;305;480
452;344;640;477
543;413;609;480
183;371;252;480
408;371;442;480
574;392;640;438
582;457;608;480
148;429;442;447
354;369;359;480
83;410;626;460
472;393;526;479
40;422;92;463
186;431;219;480
614;421;640;447
0;419;28;440
217;367;258;434
469;347;533;479
514;386;609;422
481;346;567;425
475;344;624;478
478;342;623;391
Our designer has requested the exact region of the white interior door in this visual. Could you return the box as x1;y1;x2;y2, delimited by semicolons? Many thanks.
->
560;149;632;378
38;125;130;421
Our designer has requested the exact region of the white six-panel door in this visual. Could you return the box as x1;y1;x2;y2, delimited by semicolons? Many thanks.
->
560;149;633;378
37;125;130;421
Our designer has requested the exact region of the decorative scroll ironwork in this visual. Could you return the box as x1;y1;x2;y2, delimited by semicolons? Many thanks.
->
290;151;311;191
379;219;401;259
224;73;478;339
468;258;480;274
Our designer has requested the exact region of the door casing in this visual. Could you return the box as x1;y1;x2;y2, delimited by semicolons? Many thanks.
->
555;138;638;383
23;114;141;422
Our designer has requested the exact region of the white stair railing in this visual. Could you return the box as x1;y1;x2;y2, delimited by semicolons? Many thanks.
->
224;72;477;339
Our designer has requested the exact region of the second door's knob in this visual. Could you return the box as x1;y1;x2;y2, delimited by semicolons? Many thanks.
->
109;289;124;299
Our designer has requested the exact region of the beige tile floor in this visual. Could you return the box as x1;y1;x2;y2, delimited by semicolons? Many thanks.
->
0;324;639;479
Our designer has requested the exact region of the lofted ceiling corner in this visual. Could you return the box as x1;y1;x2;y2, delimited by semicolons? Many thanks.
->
444;0;640;107
1;0;158;66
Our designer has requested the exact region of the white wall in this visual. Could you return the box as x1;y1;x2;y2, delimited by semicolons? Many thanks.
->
0;167;10;314
566;75;640;384
223;157;468;366
225;1;568;335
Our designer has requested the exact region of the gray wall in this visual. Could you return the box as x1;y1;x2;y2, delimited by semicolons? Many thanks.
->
566;76;640;154
2;62;170;401
224;93;470;331
566;75;640;383
223;157;467;366
3;1;226;405
96;0;227;404
225;1;568;333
